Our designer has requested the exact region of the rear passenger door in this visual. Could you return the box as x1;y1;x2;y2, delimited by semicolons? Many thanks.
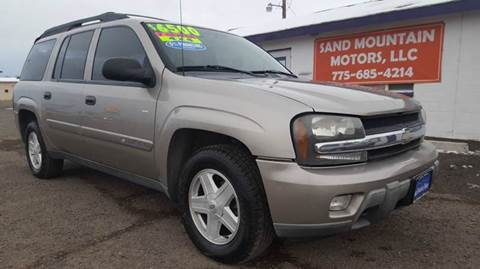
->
79;26;158;178
43;31;94;155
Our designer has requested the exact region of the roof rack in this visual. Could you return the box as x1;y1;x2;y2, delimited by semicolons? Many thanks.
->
35;12;129;42
123;13;166;22
36;12;168;42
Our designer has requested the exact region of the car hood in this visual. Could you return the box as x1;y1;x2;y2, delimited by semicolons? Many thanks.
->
235;78;421;116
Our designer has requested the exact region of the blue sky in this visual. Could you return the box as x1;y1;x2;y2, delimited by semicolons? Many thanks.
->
0;0;363;77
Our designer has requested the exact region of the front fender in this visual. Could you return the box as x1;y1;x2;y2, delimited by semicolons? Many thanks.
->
155;105;295;181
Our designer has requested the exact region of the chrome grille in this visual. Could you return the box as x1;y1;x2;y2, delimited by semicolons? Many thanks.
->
315;112;425;162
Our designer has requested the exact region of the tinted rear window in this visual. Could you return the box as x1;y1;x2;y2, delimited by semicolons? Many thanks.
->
20;39;56;81
52;36;70;79
61;31;94;80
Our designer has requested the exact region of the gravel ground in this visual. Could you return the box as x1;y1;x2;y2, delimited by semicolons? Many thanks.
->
0;100;479;269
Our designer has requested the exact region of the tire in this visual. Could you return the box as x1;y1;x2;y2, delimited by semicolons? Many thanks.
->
24;121;63;179
178;144;274;264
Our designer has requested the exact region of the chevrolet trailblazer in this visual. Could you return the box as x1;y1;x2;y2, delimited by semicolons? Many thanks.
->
14;12;438;263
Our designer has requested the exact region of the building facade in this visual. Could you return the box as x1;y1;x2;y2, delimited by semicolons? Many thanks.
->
233;0;480;141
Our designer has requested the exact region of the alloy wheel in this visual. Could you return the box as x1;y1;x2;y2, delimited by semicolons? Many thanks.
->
28;132;42;170
188;169;240;245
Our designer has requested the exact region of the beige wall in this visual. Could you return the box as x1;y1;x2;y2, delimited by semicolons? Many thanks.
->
0;82;16;101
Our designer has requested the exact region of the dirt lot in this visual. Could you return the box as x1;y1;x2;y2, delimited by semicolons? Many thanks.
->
0;100;479;269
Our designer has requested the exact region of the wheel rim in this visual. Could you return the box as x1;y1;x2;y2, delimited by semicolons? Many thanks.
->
188;169;240;245
28;132;42;170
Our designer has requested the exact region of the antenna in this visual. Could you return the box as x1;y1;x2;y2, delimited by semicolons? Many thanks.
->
179;0;185;76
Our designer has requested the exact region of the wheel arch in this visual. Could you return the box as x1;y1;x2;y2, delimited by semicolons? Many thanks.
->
16;97;41;142
166;128;256;203
156;105;294;202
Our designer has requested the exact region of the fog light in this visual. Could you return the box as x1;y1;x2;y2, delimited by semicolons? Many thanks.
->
316;152;366;161
329;195;352;211
315;152;367;165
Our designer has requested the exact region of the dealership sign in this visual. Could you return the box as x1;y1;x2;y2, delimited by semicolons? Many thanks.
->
313;23;444;84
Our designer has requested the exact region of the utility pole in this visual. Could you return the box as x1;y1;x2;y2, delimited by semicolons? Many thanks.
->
266;0;288;19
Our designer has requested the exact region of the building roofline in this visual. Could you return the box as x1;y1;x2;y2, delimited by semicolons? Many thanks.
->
245;0;480;42
0;78;19;83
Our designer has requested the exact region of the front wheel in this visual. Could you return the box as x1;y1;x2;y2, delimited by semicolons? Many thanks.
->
178;145;274;264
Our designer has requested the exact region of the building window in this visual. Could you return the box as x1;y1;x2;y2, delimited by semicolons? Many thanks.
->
4;89;8;93
369;84;387;91
366;84;414;97
275;56;287;67
267;48;291;69
388;84;414;97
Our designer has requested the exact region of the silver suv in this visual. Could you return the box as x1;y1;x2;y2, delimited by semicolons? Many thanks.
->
14;12;438;263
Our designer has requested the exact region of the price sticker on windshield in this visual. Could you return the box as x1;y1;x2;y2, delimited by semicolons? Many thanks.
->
147;23;207;51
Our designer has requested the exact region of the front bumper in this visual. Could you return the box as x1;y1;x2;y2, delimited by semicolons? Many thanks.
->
257;141;439;238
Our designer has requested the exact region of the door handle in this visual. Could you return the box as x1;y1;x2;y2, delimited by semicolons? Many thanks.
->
85;96;96;106
43;91;52;100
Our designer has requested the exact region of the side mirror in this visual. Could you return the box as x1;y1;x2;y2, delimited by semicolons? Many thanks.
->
102;58;155;87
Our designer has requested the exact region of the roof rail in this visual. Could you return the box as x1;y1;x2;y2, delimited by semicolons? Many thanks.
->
123;13;166;22
35;12;128;42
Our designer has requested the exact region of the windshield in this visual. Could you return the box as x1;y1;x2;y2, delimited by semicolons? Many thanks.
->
145;22;292;76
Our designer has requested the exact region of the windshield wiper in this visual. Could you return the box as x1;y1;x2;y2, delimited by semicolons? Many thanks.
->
177;65;261;77
251;70;297;78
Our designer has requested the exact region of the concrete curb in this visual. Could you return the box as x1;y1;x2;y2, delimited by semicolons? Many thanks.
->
427;139;469;154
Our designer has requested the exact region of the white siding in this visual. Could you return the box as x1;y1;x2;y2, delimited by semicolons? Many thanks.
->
451;12;480;139
256;11;480;140
414;14;462;139
260;36;315;80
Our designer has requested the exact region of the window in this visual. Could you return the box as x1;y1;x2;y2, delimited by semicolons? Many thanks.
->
275;56;287;67
53;36;70;79
388;84;414;97
145;23;289;75
20;39;56;81
268;49;291;69
92;27;148;81
369;84;387;91
61;31;94;80
4;89;9;93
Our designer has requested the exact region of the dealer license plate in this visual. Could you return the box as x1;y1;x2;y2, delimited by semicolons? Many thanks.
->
413;170;432;201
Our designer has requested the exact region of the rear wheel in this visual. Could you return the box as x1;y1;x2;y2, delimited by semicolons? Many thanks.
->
24;121;63;179
178;144;274;264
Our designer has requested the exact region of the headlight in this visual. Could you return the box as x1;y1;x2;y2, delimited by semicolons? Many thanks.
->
292;114;366;166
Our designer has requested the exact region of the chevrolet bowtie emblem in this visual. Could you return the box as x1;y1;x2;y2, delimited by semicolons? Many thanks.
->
401;128;417;144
